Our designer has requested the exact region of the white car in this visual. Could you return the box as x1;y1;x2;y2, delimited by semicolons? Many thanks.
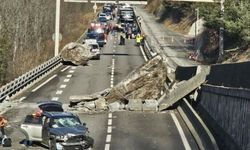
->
85;39;101;59
99;12;111;21
99;13;107;18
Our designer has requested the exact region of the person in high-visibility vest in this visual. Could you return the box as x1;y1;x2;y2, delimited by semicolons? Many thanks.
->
136;34;141;46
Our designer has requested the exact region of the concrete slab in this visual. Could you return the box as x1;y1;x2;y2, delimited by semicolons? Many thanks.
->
108;102;120;112
142;99;158;112
128;99;142;111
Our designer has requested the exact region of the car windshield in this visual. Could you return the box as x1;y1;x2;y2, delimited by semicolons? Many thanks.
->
87;32;97;39
91;44;99;49
51;116;81;128
99;17;107;22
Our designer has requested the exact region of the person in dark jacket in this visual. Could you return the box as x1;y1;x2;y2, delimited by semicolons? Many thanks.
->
120;34;125;45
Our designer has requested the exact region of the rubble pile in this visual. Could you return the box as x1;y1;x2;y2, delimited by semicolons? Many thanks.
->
68;55;168;112
105;55;167;103
60;42;93;65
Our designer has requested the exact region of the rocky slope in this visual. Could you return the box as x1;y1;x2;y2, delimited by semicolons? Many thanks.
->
145;0;250;63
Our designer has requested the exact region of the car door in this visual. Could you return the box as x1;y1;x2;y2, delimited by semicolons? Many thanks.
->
42;117;50;145
38;101;64;112
21;115;43;141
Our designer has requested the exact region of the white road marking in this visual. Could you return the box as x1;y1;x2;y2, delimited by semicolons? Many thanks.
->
69;70;75;73
106;134;112;143
171;112;191;150
64;79;70;82
60;84;67;88
108;113;112;118
61;66;70;72
52;97;59;101
104;144;110;150
19;97;26;102
139;46;148;62
56;90;63;95
107;126;112;133
71;66;76;69
32;75;57;92
108;119;112;125
67;74;72;78
110;59;115;88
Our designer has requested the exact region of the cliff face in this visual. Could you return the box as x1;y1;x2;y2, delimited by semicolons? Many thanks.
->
0;0;94;85
146;0;195;34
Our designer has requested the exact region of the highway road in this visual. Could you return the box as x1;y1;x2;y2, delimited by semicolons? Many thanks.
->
2;9;199;150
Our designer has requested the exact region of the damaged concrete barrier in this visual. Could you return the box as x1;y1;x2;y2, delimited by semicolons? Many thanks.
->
142;99;158;112
128;99;142;111
108;102;120;112
105;55;167;103
95;98;108;111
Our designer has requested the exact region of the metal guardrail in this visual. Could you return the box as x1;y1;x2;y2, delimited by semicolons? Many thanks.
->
0;56;61;102
0;10;99;103
135;13;157;60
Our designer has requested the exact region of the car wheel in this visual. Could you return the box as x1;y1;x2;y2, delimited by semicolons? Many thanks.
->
86;136;94;148
48;139;56;150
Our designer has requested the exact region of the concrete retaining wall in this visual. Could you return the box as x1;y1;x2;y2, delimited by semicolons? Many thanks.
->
175;66;197;81
196;84;250;150
207;61;250;88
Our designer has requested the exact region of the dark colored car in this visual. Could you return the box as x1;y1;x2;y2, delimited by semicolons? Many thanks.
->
98;17;107;26
42;112;94;150
21;101;94;150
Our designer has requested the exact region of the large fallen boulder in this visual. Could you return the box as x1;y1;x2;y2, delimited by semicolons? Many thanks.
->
105;55;167;103
60;42;93;65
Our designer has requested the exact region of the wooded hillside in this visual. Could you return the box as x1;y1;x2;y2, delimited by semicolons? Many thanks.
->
0;0;95;86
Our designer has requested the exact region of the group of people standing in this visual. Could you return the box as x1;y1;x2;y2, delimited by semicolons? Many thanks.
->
119;32;146;46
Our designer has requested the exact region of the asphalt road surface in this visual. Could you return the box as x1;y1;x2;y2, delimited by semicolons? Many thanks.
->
1;10;199;150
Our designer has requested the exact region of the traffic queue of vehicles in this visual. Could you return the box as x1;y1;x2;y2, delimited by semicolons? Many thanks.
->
84;3;139;59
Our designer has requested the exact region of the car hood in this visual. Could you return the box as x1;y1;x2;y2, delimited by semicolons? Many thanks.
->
50;125;87;136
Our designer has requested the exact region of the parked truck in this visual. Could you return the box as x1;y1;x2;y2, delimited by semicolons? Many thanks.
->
20;101;94;150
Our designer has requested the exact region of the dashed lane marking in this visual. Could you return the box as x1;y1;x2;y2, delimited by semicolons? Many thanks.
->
69;70;75;73
108;119;112;126
61;66;70;72
56;90;63;95
64;79;70;82
67;74;72;78
71;66;76;69
110;58;115;88
108;113;112;118
104;144;110;150
52;97;59;101
107;126;112;133
106;134;112;143
32;75;57;92
60;84;67;88
171;112;191;150
19;97;26;102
